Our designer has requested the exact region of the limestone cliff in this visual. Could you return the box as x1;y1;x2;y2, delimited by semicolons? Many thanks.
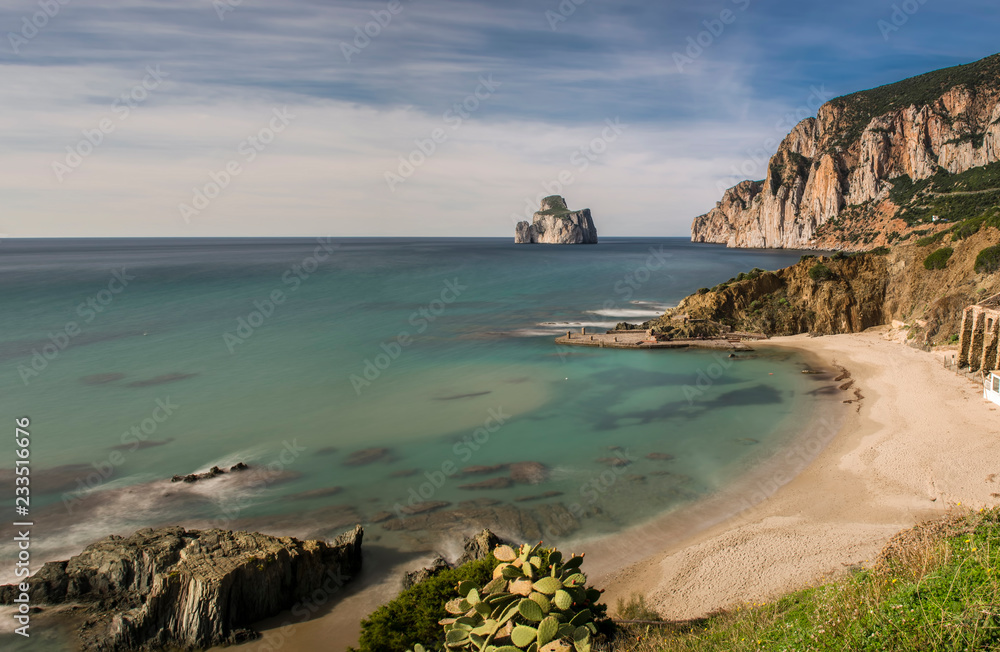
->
0;525;363;651
515;195;598;244
692;53;1000;249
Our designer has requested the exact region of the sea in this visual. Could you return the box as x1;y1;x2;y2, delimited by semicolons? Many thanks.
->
0;237;840;649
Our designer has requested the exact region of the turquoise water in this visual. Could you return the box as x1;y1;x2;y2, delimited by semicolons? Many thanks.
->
0;237;824;580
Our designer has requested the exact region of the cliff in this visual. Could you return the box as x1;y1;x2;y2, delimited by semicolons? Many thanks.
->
662;226;1000;343
692;53;1000;249
0;525;363;651
515;195;598;244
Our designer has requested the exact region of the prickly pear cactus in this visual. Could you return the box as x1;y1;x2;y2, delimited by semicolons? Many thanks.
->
408;542;606;652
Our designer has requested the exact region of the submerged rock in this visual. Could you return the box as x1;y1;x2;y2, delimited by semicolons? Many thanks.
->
0;525;363;651
509;461;550;484
344;447;391;466
514;195;598;245
460;477;513;490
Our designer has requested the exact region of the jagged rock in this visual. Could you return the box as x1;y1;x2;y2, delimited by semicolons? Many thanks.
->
692;54;1000;249
402;556;450;589
456;529;504;565
400;530;505;590
515;196;598;244
170;462;249;483
0;525;363;651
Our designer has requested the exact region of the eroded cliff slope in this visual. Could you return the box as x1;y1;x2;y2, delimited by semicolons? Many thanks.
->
663;227;1000;344
692;54;1000;250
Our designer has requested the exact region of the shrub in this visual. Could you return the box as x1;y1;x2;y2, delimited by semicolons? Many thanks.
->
923;247;954;270
353;557;496;652
975;244;1000;274
916;231;945;247
696;287;710;295
831;251;849;261
404;542;608;652
799;254;817;263
808;263;835;282
869;246;891;255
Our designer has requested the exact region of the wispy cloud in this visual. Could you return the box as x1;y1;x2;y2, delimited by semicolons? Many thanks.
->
0;0;997;236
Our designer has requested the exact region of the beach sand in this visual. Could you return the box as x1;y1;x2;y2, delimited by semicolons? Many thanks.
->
598;329;1000;619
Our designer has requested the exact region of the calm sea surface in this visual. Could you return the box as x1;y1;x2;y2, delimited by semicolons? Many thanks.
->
0;237;832;647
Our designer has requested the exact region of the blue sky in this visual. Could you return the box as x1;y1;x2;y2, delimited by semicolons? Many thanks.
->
1;0;997;237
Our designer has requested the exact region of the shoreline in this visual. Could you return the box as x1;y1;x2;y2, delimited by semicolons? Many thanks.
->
597;329;1000;620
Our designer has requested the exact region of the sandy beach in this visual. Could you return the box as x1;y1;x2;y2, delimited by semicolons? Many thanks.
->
599;328;1000;619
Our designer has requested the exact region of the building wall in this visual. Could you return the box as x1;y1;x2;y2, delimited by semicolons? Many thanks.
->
959;304;1000;372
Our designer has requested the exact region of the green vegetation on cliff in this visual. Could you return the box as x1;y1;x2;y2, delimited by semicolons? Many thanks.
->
829;53;1000;148
612;508;1000;651
923;247;954;270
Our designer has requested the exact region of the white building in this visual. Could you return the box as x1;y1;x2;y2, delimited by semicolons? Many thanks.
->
986;372;1000;407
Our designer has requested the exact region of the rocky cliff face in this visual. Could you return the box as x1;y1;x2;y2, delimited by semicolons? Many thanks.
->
0;525;363;651
516;195;598;244
665;226;1000;343
693;54;1000;249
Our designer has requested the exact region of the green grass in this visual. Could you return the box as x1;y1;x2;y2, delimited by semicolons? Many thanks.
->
612;507;1000;651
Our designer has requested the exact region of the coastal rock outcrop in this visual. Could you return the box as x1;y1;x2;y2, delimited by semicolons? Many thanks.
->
515;195;598;244
663;224;1000;342
0;525;364;651
692;54;1000;249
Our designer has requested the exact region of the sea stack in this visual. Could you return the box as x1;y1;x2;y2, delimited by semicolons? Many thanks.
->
515;195;598;244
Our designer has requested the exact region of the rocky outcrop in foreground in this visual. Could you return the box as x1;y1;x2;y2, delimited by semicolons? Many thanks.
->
692;53;1000;249
0;525;363;651
516;195;598;244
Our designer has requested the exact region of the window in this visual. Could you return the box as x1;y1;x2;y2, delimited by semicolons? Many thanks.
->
993;375;999;393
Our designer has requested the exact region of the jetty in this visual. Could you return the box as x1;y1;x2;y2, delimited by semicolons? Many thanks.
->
555;328;767;351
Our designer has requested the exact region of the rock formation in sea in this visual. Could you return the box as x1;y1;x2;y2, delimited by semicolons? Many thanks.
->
691;53;1000;249
515;195;598;244
0;525;364;651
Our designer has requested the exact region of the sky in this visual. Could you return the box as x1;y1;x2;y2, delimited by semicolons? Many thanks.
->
1;0;998;238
